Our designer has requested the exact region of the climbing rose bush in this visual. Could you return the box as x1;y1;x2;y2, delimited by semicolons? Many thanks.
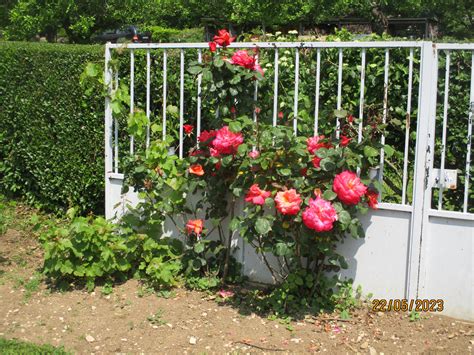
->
124;29;386;312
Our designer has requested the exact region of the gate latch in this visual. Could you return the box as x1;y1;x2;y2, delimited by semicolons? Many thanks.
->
432;168;458;190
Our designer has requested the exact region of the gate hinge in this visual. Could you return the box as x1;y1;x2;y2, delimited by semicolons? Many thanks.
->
432;168;458;190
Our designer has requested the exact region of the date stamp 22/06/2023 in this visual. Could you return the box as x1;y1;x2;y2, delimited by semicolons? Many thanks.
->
372;299;444;312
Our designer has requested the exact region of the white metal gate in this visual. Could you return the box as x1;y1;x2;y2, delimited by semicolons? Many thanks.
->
104;41;474;320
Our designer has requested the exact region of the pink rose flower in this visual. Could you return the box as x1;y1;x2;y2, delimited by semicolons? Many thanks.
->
211;126;244;155
245;184;271;206
302;196;338;232
230;50;264;76
333;171;368;205
248;150;260;159
307;135;332;154
218;289;234;299
275;189;302;215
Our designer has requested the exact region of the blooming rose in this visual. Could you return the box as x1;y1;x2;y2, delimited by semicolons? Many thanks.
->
245;184;271;206
186;219;203;236
248;150;260;159
347;114;354;123
213;29;235;47
189;164;204;176
198;130;216;145
302;196;338;232
278;111;284;120
184;124;194;135
255;107;261;114
307;135;332;154
230;50;264;75
211;126;244;155
275;189;302;215
312;156;322;168
209;41;217;52
366;190;379;209
340;135;351;147
333;171;368;205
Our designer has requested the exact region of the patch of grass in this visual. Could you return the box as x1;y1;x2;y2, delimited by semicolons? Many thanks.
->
147;309;166;326
24;273;42;301
0;337;69;354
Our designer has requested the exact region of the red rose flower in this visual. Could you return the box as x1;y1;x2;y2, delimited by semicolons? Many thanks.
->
189;164;204;176
278;111;284;120
275;189;302;215
366;190;379;209
245;184;271;206
208;41;217;52
213;29;235;47
184;124;194;135
230;106;236;114
340;135;352;147
347;114;354;123
186;219;203;236
312;156;322;168
333;171;368;205
198;130;216;146
300;168;308;176
255;107;261;114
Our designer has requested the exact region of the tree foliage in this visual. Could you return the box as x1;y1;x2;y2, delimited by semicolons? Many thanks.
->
1;0;472;42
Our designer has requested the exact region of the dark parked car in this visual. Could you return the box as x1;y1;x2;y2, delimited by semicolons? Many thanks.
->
93;26;151;43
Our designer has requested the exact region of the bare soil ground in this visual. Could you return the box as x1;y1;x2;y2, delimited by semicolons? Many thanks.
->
0;205;473;354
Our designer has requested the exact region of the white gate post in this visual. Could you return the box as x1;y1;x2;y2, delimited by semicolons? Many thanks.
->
406;42;438;299
104;43;114;219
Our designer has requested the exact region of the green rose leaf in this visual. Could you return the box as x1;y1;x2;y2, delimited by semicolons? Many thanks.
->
255;217;272;235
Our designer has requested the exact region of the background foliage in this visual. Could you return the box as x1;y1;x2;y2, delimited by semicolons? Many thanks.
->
0;0;472;42
0;42;104;214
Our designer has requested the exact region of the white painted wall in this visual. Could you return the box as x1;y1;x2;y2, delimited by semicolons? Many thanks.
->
106;175;473;321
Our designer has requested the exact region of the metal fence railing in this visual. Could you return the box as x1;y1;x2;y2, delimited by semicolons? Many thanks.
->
104;41;473;216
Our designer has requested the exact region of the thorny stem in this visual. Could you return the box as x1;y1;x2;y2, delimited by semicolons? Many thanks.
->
222;197;236;282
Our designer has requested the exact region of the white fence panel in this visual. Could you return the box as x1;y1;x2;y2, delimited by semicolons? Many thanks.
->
104;41;474;320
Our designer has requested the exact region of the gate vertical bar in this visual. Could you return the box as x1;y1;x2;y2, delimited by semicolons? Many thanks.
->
438;51;451;209
273;49;279;127
179;49;185;158
336;48;343;138
378;49;390;200
162;50;167;140
130;50;135;155
402;48;414;205
464;53;474;213
293;49;299;135
104;44;114;219
197;49;202;144
145;50;151;148
314;48;321;135
358;49;366;143
407;42;437;300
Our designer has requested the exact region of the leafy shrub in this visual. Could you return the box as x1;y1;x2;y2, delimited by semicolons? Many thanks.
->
142;26;203;43
40;210;184;290
0;42;104;214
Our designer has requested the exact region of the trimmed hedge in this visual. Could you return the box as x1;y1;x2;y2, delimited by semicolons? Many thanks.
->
0;42;104;214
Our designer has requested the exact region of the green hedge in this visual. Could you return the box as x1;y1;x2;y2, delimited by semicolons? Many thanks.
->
0;42;104;214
